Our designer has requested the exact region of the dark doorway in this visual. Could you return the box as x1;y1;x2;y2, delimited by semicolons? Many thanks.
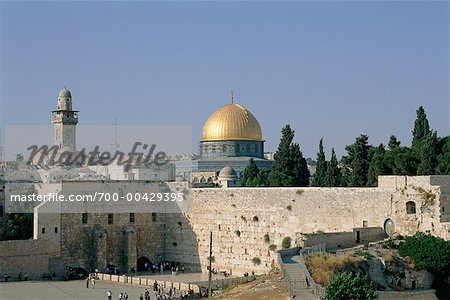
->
137;257;151;272
356;231;361;243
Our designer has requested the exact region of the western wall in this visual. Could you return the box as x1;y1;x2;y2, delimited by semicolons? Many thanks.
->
0;175;449;278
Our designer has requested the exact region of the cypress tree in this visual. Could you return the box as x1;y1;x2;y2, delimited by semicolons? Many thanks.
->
342;135;371;187
388;135;401;150
417;131;439;175
436;136;450;175
412;106;430;147
242;158;259;186
273;125;295;173
325;148;341;187
367;144;390;186
312;138;327;187
289;142;310;187
272;124;309;187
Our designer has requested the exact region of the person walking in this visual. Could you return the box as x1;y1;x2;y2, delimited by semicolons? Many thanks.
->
107;290;112;300
85;277;89;288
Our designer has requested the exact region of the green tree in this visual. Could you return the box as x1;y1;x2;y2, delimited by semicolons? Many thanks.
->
412;106;431;147
367;144;391;186
416;131;439;175
256;169;270;187
272;125;309;187
384;146;418;175
388;135;401;150
341;135;371;187
312;138;327;187
436;136;450;175
398;233;450;274
289;143;310;187
267;170;294;187
323;272;376;300
325;148;341;187
242;158;259;187
273;125;295;173
4;213;33;240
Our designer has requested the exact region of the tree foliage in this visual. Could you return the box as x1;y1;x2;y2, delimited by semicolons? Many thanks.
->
416;131;439;175
312;138;327;187
341;135;371;187
325;148;341;187
244;107;446;188
367;144;390;187
398;233;450;274
388;135;401;150
436;136;450;175
4;213;33;240
242;158;259;187
412;106;431;147
272;124;309;187
323;272;376;300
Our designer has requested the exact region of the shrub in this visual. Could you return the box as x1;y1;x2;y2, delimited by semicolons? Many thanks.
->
268;244;277;251
235;230;241;237
286;205;292;211
354;250;372;260
282;237;292;249
384;239;397;249
323;272;376;300
264;233;270;243
296;189;304;195
253;216;259;222
398;232;450;273
252;257;261;265
305;253;356;286
241;216;246;221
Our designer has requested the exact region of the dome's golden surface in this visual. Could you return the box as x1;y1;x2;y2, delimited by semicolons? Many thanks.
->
202;103;262;141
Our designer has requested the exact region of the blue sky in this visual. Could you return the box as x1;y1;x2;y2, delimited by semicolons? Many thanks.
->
1;1;449;159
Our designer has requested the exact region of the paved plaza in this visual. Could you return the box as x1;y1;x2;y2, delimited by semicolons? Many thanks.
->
0;272;232;300
1;280;153;300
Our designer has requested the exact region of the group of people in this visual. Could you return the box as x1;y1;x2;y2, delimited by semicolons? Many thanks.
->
142;261;186;275
137;283;196;300
106;290;129;300
85;276;96;288
3;272;30;282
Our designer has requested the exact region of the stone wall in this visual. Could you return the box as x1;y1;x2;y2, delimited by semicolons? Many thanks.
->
2;175;448;279
0;239;62;279
59;213;165;273
165;176;450;275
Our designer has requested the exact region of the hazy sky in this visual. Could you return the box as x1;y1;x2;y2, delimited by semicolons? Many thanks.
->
1;1;449;159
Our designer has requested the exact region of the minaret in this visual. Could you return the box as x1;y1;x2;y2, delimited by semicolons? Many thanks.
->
51;87;79;152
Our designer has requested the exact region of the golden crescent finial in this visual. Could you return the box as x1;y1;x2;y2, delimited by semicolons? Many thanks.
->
231;90;234;104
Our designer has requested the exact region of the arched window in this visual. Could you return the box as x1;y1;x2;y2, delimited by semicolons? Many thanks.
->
406;201;416;214
384;218;395;236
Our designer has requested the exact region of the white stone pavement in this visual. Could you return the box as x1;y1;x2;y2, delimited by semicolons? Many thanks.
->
0;280;157;300
0;272;232;300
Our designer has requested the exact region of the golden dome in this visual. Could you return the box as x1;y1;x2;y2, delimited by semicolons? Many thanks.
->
202;102;262;141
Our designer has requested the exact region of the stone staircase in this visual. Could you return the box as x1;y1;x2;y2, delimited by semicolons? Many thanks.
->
280;254;319;300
